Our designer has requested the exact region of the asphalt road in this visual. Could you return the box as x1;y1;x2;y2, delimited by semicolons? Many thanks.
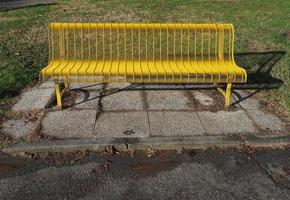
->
0;0;55;10
0;148;290;200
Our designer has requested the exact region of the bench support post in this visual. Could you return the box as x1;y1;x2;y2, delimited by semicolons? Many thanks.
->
64;76;69;89
55;83;62;108
217;83;232;107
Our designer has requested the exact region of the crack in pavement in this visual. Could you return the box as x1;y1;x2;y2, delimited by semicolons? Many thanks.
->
240;139;290;191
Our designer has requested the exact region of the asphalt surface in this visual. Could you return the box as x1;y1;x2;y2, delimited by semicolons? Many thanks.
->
0;0;55;10
0;148;290;199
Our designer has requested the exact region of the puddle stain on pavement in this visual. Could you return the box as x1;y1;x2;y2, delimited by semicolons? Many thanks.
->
0;163;19;173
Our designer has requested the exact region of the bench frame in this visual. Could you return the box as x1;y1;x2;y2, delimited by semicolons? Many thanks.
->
41;23;247;108
54;82;233;108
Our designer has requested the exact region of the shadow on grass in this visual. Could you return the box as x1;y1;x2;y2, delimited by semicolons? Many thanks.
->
232;50;286;106
235;50;286;87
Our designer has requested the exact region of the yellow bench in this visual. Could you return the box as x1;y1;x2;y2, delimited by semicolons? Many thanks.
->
41;23;247;108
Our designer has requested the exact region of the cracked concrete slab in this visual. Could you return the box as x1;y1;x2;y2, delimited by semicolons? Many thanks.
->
102;91;144;111
198;110;257;135
148;111;205;136
146;91;194;110
13;88;54;111
2;119;36;138
94;112;150;138
42;110;96;138
246;109;285;131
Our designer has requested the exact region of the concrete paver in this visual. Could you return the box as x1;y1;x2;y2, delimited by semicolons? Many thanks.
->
198;110;257;135
106;83;131;89
102;91;144;111
2;119;35;138
146;91;194;110
13;88;54;111
42;110;96;138
36;81;54;89
234;90;260;110
9;80;288;141
246;109;285;131
149;111;205;136
74;91;100;109
94;112;150;138
70;83;104;90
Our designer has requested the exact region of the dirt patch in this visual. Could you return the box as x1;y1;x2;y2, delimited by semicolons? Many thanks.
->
191;90;240;112
255;91;290;121
0;163;19;173
61;90;80;109
285;30;290;40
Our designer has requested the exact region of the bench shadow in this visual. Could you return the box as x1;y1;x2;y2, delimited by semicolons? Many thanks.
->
235;50;285;87
231;51;285;106
67;51;286;108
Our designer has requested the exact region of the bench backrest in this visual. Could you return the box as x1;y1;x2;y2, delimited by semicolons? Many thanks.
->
48;23;235;63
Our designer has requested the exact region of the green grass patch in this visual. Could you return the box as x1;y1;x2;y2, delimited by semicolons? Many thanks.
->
0;0;290;115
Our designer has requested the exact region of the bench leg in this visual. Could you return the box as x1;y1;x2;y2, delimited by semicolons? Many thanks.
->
217;83;232;107
225;83;232;107
64;76;69;89
55;83;62;108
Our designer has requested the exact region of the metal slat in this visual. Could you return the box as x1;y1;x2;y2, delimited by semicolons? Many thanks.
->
42;22;247;84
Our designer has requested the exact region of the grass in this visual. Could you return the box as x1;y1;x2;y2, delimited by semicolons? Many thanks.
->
0;0;290;116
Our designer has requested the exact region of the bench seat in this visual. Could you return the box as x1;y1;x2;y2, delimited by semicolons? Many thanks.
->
42;59;246;83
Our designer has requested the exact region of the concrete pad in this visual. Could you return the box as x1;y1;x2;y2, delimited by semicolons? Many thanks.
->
192;91;214;106
198;110;257;135
143;84;185;90
94;112;150;138
247;110;285;131
102;91;144;111
107;83;131;89
234;90;260;110
148;111;205;136
2;119;35;138
70;83;104;90
42;110;96;138
74;91;100;109
146;91;193;110
36;81;54;89
13;88;54;111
